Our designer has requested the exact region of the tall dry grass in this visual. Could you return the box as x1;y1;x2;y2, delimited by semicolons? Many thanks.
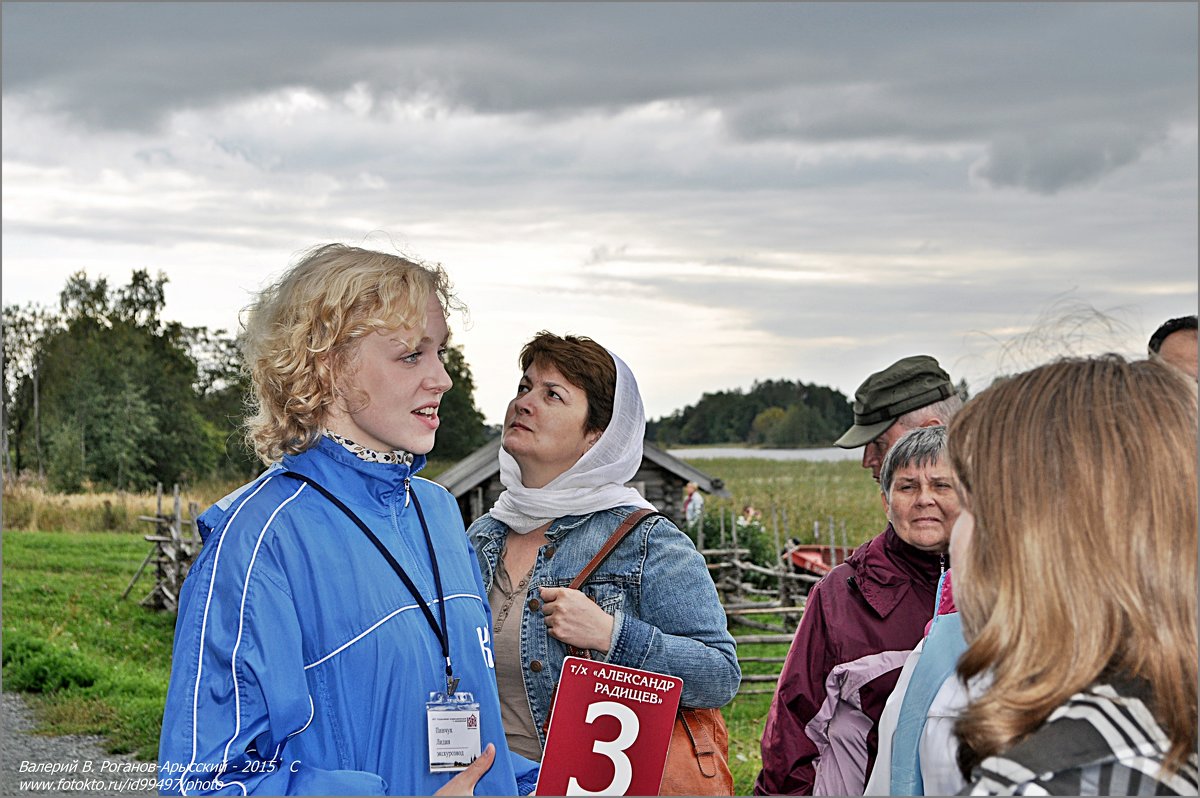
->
0;462;464;535
1;475;243;534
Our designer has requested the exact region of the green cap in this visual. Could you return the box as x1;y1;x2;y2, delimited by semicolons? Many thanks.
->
834;355;954;448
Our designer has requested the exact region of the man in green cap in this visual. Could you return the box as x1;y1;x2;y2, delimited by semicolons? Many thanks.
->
835;355;963;482
756;355;963;796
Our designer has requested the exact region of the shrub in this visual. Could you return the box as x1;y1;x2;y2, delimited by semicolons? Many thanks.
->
3;629;101;693
101;499;130;531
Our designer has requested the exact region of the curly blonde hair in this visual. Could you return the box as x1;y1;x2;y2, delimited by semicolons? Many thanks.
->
241;243;458;463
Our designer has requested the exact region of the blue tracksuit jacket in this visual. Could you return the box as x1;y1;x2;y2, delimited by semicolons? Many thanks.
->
158;437;538;795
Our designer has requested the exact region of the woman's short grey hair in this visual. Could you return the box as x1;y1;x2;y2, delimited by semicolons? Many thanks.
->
880;425;949;498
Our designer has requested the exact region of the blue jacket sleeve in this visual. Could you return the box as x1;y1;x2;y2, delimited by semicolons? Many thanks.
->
509;753;540;796
158;533;386;796
603;517;741;709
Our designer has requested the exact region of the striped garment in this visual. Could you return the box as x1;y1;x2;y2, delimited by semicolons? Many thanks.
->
966;680;1199;796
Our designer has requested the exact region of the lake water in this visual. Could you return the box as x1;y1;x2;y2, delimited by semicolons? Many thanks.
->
666;446;862;462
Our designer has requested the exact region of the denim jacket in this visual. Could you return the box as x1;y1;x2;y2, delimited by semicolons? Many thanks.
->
469;505;741;748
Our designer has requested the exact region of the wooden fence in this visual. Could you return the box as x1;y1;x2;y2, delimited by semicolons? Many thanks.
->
698;507;851;695
121;483;200;612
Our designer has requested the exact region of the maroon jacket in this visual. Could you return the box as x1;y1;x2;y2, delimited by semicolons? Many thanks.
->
755;525;945;796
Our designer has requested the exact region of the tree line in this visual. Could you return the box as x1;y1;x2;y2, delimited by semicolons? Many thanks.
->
647;378;854;448
4;270;949;492
2;270;489;492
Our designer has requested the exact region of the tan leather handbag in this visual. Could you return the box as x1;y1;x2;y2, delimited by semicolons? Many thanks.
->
659;707;734;796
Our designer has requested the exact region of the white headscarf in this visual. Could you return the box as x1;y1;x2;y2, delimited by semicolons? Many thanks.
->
489;348;657;534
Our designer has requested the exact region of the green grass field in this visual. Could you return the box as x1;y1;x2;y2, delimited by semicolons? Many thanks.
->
2;456;884;793
2;529;176;759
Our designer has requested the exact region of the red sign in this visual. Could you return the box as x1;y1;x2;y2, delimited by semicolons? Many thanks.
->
536;656;683;796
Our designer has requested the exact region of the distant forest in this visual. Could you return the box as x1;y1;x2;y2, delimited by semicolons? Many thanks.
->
3;270;490;492
647;379;854;448
4;270;909;492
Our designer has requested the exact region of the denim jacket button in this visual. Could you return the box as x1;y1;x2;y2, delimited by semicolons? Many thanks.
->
527;598;541;611
530;660;543;672
544;545;557;558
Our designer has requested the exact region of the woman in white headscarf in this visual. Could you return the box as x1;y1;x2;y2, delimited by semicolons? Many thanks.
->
468;331;740;763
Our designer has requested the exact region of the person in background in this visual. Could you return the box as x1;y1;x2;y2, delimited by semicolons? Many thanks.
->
1148;314;1197;379
738;504;763;528
467;332;740;766
834;355;963;483
949;355;1197;795
684;480;706;531
756;356;962;795
848;362;969;797
158;244;537;796
756;424;960;795
864;566;968;797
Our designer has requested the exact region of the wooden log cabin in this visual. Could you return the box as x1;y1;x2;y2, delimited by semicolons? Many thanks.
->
433;437;730;528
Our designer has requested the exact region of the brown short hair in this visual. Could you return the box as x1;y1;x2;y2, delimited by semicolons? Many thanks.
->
519;332;616;434
949;355;1197;776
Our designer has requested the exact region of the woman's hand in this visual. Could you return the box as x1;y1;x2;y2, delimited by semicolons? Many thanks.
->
433;743;495;796
538;586;615;653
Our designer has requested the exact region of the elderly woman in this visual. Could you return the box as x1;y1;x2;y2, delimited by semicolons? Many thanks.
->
948;356;1197;795
158;244;536;796
758;425;960;796
467;331;740;768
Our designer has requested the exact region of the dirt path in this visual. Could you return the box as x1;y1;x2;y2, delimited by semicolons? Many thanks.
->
1;691;157;796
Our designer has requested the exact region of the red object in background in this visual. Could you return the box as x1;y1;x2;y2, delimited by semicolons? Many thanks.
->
536;657;683;796
789;544;842;576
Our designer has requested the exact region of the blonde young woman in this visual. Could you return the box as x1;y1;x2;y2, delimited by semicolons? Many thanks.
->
947;355;1198;795
158;245;537;796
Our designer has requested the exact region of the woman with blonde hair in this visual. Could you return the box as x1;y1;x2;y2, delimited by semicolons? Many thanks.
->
159;244;537;795
947;355;1198;795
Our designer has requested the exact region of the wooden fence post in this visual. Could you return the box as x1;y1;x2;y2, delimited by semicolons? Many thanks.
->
828;515;836;566
125;483;201;613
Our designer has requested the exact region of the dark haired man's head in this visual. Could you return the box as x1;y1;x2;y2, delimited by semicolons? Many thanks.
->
1148;315;1198;379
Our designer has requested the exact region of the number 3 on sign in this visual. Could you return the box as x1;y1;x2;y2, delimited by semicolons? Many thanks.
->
567;701;640;796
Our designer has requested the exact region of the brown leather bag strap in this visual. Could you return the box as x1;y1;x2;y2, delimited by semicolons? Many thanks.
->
543;508;667;730
679;709;719;778
567;508;663;591
563;508;664;658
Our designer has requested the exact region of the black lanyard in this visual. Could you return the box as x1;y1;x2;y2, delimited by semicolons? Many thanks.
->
282;471;458;696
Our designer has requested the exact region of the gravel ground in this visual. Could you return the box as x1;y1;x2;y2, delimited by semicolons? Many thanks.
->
1;691;157;797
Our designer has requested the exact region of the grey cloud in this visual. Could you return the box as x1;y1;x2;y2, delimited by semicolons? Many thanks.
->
971;127;1164;194
583;244;629;267
4;3;1193;194
609;268;1178;385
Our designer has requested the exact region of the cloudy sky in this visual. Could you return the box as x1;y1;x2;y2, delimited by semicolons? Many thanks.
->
4;3;1196;424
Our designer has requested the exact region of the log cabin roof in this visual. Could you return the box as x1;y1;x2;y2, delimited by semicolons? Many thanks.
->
433;437;730;498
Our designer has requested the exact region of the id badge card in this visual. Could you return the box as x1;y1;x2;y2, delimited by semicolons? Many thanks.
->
426;691;482;772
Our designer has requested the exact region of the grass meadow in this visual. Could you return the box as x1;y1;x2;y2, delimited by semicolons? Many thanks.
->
2;456;885;794
690;456;883;547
